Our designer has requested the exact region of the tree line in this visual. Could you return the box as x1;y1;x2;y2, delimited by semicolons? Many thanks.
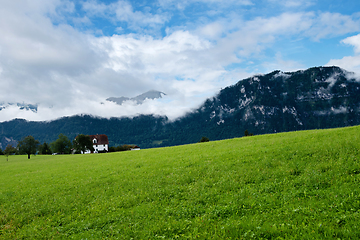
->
0;134;88;159
0;134;73;160
1;133;141;160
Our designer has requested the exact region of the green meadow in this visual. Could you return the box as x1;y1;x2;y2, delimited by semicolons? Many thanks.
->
1;126;360;239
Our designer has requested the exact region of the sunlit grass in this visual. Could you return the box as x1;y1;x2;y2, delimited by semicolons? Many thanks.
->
1;126;360;239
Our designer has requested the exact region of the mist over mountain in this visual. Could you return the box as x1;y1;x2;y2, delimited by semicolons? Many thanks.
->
0;91;166;115
1;66;360;150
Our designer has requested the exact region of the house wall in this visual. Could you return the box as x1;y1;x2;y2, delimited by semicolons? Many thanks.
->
93;144;108;152
83;144;108;154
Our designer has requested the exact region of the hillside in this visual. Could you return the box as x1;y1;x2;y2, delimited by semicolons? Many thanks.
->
167;66;360;143
1;126;360;239
1;66;360;149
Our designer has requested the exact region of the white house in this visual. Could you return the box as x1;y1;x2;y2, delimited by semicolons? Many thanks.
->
84;134;109;153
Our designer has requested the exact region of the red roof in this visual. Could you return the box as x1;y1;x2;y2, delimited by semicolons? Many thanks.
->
89;134;109;145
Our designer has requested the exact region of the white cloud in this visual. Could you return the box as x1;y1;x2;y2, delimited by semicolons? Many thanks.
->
199;22;224;39
327;55;360;74
81;0;108;16
94;29;241;103
0;94;209;122
342;34;360;53
326;33;360;75
0;1;109;108
205;12;313;60
306;12;360;41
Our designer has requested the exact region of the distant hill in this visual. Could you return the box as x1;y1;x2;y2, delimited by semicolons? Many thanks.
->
1;66;360;149
0;136;17;150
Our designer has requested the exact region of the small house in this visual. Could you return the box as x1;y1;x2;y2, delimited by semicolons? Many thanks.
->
85;134;109;153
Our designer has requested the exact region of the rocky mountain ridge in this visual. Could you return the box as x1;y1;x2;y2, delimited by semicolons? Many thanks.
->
0;102;38;113
106;90;166;105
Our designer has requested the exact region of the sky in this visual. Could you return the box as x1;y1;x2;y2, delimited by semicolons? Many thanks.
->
1;0;360;122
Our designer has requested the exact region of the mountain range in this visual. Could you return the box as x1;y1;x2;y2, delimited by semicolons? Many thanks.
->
0;102;38;113
106;90;166;105
1;66;359;150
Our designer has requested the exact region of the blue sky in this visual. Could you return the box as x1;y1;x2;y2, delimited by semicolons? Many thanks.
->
0;0;360;121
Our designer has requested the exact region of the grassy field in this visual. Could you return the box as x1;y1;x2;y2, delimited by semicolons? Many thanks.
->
1;126;360;239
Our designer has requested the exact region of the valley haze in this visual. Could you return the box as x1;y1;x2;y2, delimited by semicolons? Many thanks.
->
1;1;360;122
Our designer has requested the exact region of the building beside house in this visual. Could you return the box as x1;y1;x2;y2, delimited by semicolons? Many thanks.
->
131;145;141;150
85;134;109;153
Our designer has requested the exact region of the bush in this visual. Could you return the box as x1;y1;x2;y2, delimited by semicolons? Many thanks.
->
199;136;210;143
244;130;254;136
109;145;138;152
